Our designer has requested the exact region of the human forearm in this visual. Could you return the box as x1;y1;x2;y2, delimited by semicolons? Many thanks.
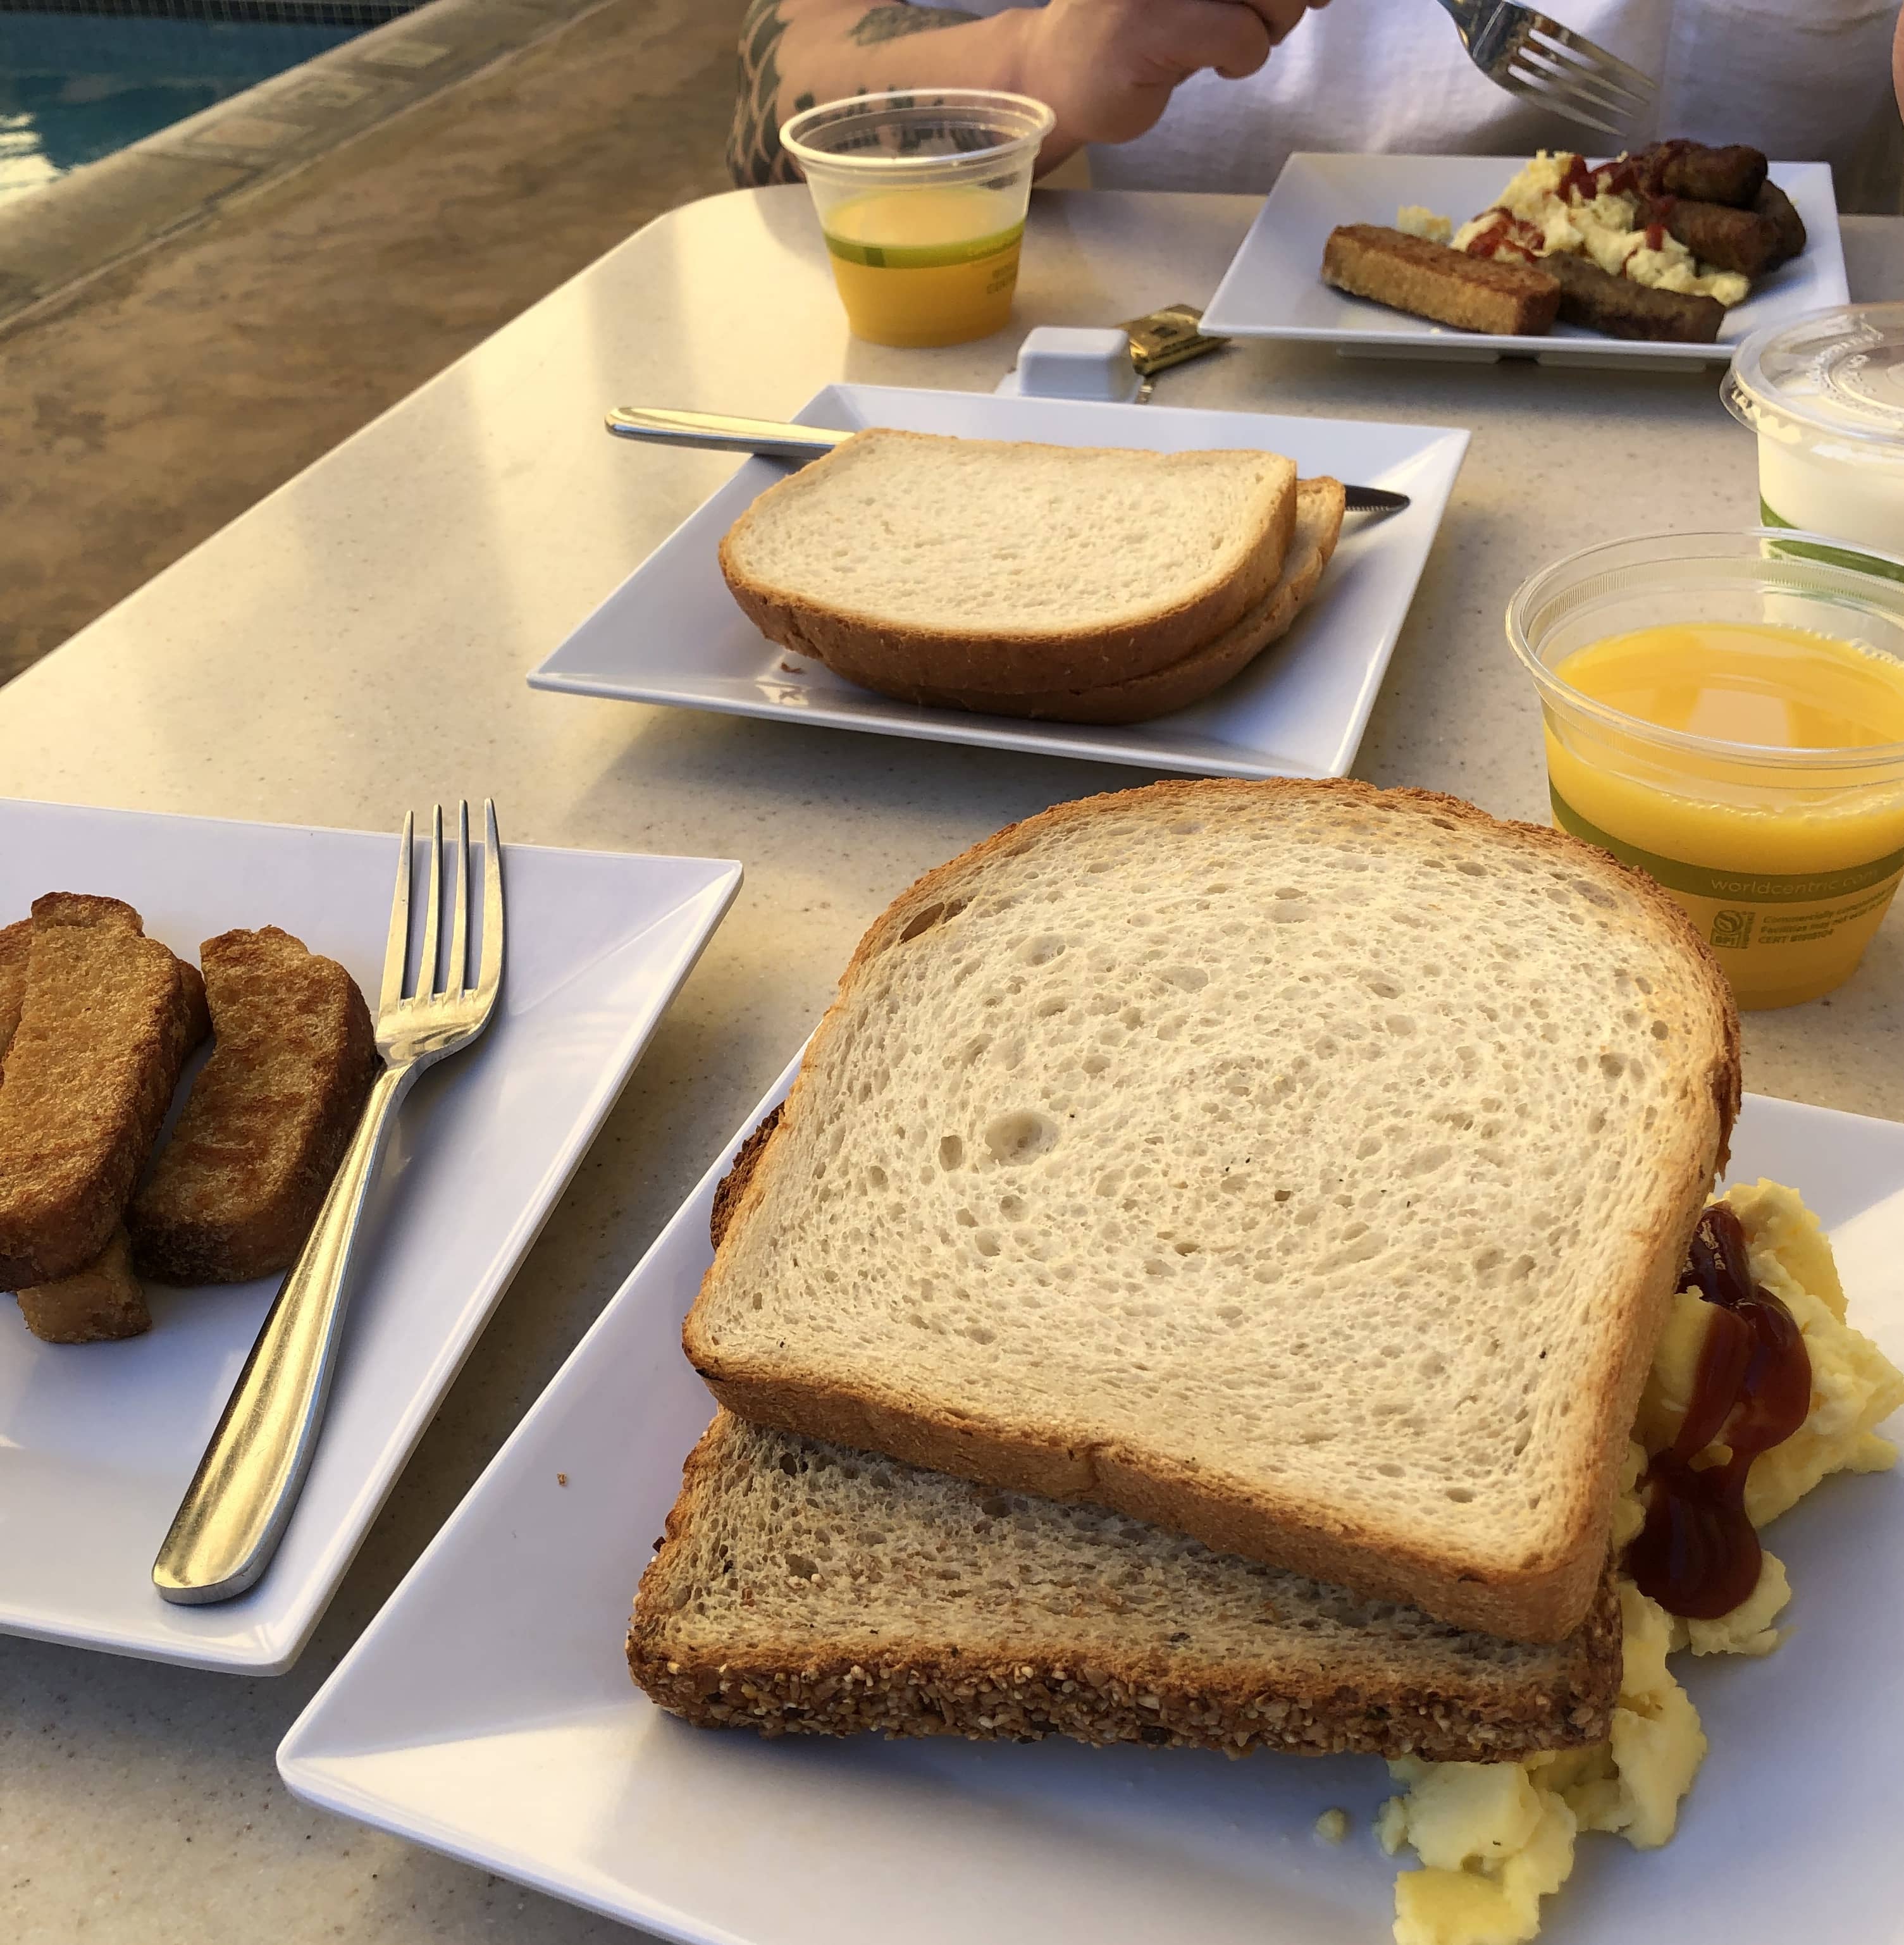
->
727;1;1046;189
727;0;1323;190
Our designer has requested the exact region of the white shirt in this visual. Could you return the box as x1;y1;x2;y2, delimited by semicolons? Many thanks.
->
924;0;1904;209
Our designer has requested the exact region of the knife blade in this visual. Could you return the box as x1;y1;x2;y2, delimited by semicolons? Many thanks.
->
605;408;1411;516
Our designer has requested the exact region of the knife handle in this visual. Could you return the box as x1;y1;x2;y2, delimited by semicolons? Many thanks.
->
605;408;849;460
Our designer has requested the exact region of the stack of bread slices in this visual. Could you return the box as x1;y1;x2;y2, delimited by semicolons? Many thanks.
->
629;778;1740;1770
719;431;1345;727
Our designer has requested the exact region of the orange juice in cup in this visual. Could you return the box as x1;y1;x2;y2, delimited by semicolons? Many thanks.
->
1509;532;1904;1010
782;90;1054;349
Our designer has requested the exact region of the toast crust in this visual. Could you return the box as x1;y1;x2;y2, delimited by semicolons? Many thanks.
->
629;1416;1623;1762
0;895;211;1288
684;780;1740;1643
815;481;1345;726
720;431;1299;693
129;926;376;1285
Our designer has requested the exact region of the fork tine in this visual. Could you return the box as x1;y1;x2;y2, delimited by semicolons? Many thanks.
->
418;804;443;1000
1502;65;1628;139
1523;33;1651;113
447;800;470;996
380;812;414;1015
1512;47;1645;126
477;800;504;1003
1526;15;1657;96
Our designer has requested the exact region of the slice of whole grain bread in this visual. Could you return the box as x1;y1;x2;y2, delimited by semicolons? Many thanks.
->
683;779;1739;1643
629;1411;1621;1762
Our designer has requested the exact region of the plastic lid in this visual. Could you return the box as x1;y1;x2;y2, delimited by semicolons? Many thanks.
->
1725;302;1904;458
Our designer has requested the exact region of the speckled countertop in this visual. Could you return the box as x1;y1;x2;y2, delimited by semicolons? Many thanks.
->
1;190;1901;1945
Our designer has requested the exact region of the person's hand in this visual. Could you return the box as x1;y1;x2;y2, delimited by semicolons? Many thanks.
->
1015;0;1328;149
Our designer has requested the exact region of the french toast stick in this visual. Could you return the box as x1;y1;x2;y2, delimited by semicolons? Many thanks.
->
0;895;209;1291
16;1226;150;1343
130;926;377;1285
1322;225;1559;335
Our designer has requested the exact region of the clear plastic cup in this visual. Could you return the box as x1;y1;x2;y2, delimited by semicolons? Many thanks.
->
781;90;1054;350
1724;304;1904;583
1507;531;1904;1010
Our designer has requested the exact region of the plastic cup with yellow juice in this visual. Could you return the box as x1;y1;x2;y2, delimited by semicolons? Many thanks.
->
1508;532;1904;1010
781;90;1054;349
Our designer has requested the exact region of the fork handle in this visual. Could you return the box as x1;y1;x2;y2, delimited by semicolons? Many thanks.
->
152;1060;417;1605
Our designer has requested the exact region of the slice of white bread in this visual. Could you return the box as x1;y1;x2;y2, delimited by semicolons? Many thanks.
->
683;780;1740;1643
817;479;1345;726
630;1412;1621;1762
720;429;1299;693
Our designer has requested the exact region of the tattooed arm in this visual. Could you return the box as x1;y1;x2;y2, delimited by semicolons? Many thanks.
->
727;0;1330;189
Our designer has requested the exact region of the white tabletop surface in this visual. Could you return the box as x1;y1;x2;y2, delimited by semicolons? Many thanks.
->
4;188;1903;1945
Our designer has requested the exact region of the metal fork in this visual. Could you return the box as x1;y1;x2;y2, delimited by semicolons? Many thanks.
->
1431;0;1654;139
153;801;505;1605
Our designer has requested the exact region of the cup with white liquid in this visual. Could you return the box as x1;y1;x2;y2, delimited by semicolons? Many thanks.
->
1725;304;1904;583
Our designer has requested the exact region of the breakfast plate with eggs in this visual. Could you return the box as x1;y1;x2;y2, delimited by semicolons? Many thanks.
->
280;1071;1904;1945
1202;152;1847;367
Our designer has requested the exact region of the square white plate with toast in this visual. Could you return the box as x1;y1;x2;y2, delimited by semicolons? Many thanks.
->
528;383;1468;781
1201;154;1848;368
0;797;739;1673
279;1057;1904;1945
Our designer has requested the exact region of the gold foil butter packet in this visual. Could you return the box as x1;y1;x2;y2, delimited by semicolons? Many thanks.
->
1120;304;1230;375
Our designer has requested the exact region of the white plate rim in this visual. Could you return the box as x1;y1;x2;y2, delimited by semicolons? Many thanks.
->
528;383;1469;781
276;1058;1904;1938
1200;154;1850;364
0;795;742;1672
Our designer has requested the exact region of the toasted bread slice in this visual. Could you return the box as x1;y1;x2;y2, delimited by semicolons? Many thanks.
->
130;926;376;1286
721;429;1299;692
1323;225;1559;336
630;1412;1622;1762
816;481;1345;725
0;895;209;1289
16;1225;150;1343
684;780;1740;1643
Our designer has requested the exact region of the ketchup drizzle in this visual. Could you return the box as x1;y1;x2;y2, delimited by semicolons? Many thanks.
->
1624;1204;1812;1619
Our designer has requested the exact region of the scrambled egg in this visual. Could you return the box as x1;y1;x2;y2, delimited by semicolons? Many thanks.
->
1396;205;1452;245
1376;1180;1904;1945
1412;151;1750;307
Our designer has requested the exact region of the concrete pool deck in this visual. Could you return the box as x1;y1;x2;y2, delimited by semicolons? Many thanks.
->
1;0;741;681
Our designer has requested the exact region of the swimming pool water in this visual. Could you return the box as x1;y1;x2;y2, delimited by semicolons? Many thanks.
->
0;13;361;201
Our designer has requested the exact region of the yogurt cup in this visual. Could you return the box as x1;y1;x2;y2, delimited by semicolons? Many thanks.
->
1724;304;1904;581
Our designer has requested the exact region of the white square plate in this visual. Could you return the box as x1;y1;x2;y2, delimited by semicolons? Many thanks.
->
1201;155;1849;368
279;1062;1904;1945
529;384;1468;781
0;797;739;1673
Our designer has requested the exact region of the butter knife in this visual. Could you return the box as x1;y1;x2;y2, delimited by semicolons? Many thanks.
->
606;408;1411;516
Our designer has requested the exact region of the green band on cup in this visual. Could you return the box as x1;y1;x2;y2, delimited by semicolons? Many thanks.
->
1760;500;1904;584
824;223;1022;269
1550;786;1904;903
